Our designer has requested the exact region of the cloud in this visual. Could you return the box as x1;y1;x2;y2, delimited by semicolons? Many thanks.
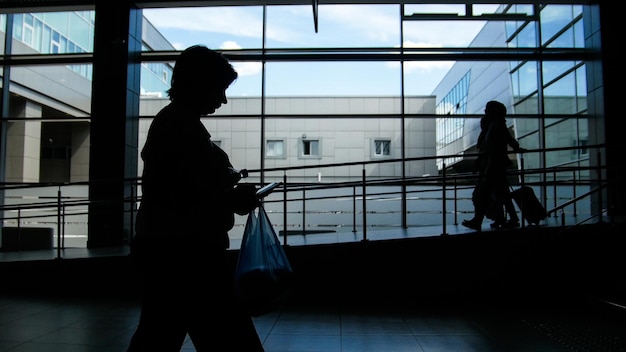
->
383;40;453;74
143;7;262;39
220;41;262;76
321;5;399;42
144;5;485;48
144;5;478;79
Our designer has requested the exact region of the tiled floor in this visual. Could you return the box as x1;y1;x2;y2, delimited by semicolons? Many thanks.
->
0;292;625;352
1;221;625;352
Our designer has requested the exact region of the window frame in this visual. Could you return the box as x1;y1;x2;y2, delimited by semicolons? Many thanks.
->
372;138;392;158
299;138;321;159
266;138;287;159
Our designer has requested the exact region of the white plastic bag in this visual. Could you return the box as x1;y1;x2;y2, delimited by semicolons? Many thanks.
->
235;206;294;316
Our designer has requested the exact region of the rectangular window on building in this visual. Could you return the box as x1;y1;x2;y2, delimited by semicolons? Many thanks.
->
266;139;285;158
23;13;34;46
372;139;391;158
42;24;51;53
51;30;60;53
300;139;320;159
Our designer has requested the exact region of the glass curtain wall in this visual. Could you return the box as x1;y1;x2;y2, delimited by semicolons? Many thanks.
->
0;2;600;250
138;2;596;242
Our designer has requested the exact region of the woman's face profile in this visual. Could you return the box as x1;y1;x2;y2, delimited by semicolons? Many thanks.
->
198;84;229;115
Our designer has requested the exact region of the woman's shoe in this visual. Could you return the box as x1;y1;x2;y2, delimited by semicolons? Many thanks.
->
462;219;482;231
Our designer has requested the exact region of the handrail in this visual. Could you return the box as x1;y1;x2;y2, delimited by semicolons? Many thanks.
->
547;183;607;217
0;144;611;259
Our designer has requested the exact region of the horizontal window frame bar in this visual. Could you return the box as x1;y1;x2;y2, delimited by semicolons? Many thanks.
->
1;48;595;66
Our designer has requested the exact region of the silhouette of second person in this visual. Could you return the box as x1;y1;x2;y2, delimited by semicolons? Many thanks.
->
463;100;525;231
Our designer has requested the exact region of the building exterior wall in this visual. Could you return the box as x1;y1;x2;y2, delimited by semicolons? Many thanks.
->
431;6;589;177
139;96;438;182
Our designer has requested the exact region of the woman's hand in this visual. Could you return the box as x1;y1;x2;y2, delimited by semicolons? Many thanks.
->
232;183;261;215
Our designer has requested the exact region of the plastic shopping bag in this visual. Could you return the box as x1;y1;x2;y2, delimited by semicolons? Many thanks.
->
235;206;294;317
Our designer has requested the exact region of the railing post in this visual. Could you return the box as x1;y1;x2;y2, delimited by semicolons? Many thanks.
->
552;168;557;218
57;187;62;259
352;185;357;233
283;173;288;245
402;169;407;229
572;170;577;217
519;154;526;229
301;187;306;237
16;208;21;251
62;202;66;249
362;167;367;241
453;178;458;225
597;151;603;223
130;182;135;246
441;163;448;236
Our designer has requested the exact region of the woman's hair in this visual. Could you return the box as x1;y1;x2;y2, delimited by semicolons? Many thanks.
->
167;45;238;100
485;100;507;117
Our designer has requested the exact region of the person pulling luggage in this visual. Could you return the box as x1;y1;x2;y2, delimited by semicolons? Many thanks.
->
463;100;526;231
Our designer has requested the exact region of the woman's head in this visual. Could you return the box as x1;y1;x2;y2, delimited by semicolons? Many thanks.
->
167;45;238;114
485;100;507;118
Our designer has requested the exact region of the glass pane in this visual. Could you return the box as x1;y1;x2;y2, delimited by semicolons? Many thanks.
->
545;118;579;163
404;4;467;16
375;141;383;154
6;64;92;184
10;65;92;115
266;140;284;157
142;6;263;50
511;61;538;100
11;11;95;54
404;60;456;96
140;60;174;98
267;4;400;48
0;14;6;55
576;65;587;112
264;96;406;117
2;184;90;248
543;61;577;84
509;19;537;48
514;93;539;115
264;61;401;102
139;59;263;112
515;118;540;145
225;60;263;99
547;25;575;48
541;4;578;47
308;140;319;155
403;20;501;48
544;70;577;114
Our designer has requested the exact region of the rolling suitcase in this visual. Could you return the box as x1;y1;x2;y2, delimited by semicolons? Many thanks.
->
510;186;547;226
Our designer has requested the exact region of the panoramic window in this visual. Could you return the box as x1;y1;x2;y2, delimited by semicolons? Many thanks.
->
0;2;602;249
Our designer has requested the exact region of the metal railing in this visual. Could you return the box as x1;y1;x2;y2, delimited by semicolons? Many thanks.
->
0;144;611;259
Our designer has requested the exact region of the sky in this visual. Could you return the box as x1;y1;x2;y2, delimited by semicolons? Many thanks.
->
143;4;497;97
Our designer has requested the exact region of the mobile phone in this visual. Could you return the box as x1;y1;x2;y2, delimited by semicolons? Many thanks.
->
256;182;281;198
